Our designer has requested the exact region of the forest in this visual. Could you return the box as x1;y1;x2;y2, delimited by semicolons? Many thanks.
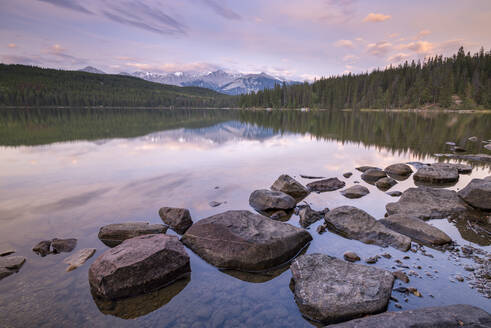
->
239;47;491;110
0;64;235;108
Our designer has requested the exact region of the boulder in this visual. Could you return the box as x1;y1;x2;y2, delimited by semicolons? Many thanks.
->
414;164;459;184
386;187;471;220
98;222;167;247
326;304;491;328
290;254;394;324
375;177;397;191
249;189;296;215
89;234;190;299
158;207;193;234
306;178;345;193
181;210;312;271
361;169;387;183
379;214;451;245
298;205;328;228
32;240;51;257
385;163;413;177
271;174;310;202
458;178;491;211
0;256;26;270
340;185;369;199
356;166;380;172
64;248;96;272
51;238;77;253
324;206;411;251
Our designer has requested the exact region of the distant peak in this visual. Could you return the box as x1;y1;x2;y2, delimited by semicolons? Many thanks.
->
79;66;105;74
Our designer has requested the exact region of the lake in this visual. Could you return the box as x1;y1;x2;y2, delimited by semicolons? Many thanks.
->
0;108;490;327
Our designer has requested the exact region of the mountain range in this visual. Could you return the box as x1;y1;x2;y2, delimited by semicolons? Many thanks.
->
79;66;297;95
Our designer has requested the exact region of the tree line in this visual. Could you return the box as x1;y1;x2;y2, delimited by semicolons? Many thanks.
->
239;47;491;110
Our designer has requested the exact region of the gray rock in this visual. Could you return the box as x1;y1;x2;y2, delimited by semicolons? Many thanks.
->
343;251;360;262
386;187;470;220
63;248;96;272
324;206;411;251
208;201;223;207
181;210;312;271
0;249;15;257
385;163;413;177
307;178;345;193
290;254;394;324
356;166;380;172
0;267;14;280
327;304;491;328
414;164;459;184
375;177;397;191
159;207;193;234
0;256;26;270
300;174;325;179
361;168;387;183
386;191;402;197
249;189;296;214
33;240;51;257
89;234;190;299
343;172;353;178
485;144;491;151
340;185;369;199
298;205;328;228
51;238;77;253
98;223;167;247
271;174;310;202
380;214;451;246
458;178;491;211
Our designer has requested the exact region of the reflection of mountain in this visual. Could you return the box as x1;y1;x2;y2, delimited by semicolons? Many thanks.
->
142;121;276;145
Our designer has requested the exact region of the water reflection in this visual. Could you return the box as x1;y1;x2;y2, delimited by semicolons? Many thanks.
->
92;276;190;319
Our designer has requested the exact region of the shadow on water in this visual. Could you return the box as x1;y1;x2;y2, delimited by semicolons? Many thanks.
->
91;276;191;319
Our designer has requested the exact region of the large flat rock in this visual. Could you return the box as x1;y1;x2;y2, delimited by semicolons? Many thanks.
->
271;174;310;202
458;178;491;211
290;254;394;324
380;214;451;246
98;222;168;247
413;164;459;184
324;206;411;251
386;187;471;220
327;304;491;327
89;234;190;299
181;210;312;271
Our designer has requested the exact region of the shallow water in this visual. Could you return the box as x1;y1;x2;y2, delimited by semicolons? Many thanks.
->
0;108;490;327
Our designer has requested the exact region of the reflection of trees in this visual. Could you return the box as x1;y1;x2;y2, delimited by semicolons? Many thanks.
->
91;276;190;319
238;110;491;162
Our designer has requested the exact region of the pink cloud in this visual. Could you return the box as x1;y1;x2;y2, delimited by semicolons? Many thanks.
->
398;41;433;54
334;39;354;48
8;43;17;48
363;13;391;23
366;41;392;57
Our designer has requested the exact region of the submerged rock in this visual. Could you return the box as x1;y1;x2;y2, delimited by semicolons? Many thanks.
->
0;256;26;270
271;174;310;202
89;234;190;299
0;249;15;257
51;238;77;253
158;207;193;234
300;174;325;179
64;248;96;272
434;153;491;163
413;164;459;184
324;206;411;251
458;178;491;211
298;205;328;228
385;163;413;177
375;177;397;191
32;240;51;257
361;168;387;183
0;267;14;280
386;187;471;220
386;191;402;197
356;166;379;172
380;214;451;246
432;162;472;174
326;304;491;328
98;223;167;247
306;178;345;193
343;172;353;178
208;201;223;207
290;254;394;324
393;270;409;283
181;210;312;271
340;185;369;199
249;189;296;214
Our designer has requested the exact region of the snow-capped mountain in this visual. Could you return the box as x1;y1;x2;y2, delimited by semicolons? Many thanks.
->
79;66;105;74
79;66;297;94
120;70;295;95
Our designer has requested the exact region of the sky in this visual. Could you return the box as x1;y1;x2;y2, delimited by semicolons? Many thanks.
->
1;0;490;81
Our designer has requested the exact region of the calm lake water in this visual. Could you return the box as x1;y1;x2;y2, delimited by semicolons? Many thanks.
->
0;108;490;327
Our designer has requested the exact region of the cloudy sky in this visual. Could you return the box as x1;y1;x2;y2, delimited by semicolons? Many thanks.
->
1;0;490;80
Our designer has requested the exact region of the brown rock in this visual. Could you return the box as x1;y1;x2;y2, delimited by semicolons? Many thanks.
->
271;174;310;202
307;177;345;193
159;207;193;234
